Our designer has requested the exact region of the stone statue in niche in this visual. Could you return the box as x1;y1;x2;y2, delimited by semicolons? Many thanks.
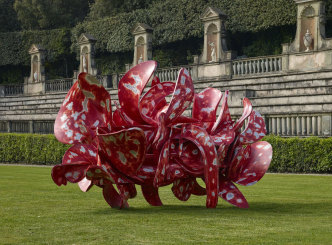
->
138;54;143;64
33;71;38;82
303;29;313;52
209;42;216;62
83;55;88;73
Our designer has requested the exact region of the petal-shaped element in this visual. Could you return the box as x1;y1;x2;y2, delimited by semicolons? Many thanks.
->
227;145;251;181
117;184;137;199
139;82;175;125
62;144;98;165
232;141;272;186
238;110;267;144
151;76;161;86
154;140;170;187
211;90;233;135
54;73;112;144
193;88;222;132
52;163;90;186
103;182;129;209
114;101;136;126
118;61;157;123
219;177;249;208
86;165;116;184
166;164;186;181
172;178;193;201
78;177;93;192
164;68;194;124
141;185;163;206
181;125;219;208
233;98;253;133
97;127;146;177
153;113;170;151
112;108;127;127
178;141;204;176
211;123;235;146
191;179;206;196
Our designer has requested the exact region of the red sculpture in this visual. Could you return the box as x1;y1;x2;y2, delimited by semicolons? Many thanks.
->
52;61;272;209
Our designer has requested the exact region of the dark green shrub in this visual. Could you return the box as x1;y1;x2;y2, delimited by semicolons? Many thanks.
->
264;136;332;174
0;133;69;165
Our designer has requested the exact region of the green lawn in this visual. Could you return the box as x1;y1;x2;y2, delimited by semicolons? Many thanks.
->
0;166;331;245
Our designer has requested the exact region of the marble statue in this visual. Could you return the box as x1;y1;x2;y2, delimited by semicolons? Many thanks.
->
138;54;143;64
303;29;313;52
83;55;88;73
209;42;216;62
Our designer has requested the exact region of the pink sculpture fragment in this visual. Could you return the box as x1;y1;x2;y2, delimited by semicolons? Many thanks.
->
52;61;272;209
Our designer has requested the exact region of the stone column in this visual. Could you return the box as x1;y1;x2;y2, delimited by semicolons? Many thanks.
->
78;33;98;76
322;114;331;136
200;7;228;63
132;23;153;66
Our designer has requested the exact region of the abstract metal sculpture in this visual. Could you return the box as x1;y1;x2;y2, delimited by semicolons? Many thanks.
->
52;61;272;209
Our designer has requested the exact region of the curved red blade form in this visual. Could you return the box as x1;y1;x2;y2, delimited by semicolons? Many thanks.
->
112;108;127;127
154;140;170;187
191;179;206;196
227;145;251;181
151;76;161;86
117;184;137;199
62;144;98;165
166;164;186;181
86;165;116;184
238;110;267;144
172;178;193;201
52;163;90;186
219;176;249;208
118;61;157;124
193;88;222;132
97;127;146;177
153;113;170;151
103;182;129;209
233;98;253;133
164;68;194;124
54;73;112;145
232;141;272;186
141;185;163;206
211;123;235;147
181;125;219;208
139;82;175;125
78;177;93;192
211;90;232;135
179;141;204;175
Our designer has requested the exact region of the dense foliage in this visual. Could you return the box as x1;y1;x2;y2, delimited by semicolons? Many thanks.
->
13;0;91;30
265;136;332;173
0;133;331;173
0;133;69;165
0;0;20;32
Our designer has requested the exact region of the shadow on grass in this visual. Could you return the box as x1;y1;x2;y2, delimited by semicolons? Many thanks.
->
92;201;331;217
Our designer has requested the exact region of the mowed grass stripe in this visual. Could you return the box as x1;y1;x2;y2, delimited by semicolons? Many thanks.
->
0;166;331;245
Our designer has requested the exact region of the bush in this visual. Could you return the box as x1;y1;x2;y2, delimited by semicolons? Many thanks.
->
264;136;332;173
0;134;331;173
0;133;69;165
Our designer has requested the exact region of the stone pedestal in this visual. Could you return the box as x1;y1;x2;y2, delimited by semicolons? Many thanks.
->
78;33;98;76
200;7;228;63
132;23;153;66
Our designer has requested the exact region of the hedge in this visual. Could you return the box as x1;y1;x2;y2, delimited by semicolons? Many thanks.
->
0;133;69;165
0;133;331;173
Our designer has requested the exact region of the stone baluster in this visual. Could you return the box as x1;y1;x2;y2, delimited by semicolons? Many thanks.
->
286;117;291;135
237;62;241;75
261;59;265;72
312;116;317;135
302;116;307;135
307;116;312;135
272;117;277;135
318;116;322;136
253;61;257;74
282;117;286;135
248;61;252;74
233;63;236;75
296;116;301;135
291;117;296;135
277;117;281;135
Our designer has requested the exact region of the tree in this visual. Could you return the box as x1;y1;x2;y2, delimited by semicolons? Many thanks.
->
87;0;154;20
0;0;20;32
13;0;92;30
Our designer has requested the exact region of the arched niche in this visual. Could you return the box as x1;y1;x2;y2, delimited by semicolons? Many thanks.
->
206;23;218;62
136;36;145;64
81;46;89;73
300;6;316;51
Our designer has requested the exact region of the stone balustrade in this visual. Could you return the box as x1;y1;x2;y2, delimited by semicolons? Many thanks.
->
0;84;24;97
45;78;73;93
155;66;194;82
265;114;331;137
232;55;282;76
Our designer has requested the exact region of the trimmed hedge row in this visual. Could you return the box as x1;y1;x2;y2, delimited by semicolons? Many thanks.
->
0;133;69;165
0;133;331;173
